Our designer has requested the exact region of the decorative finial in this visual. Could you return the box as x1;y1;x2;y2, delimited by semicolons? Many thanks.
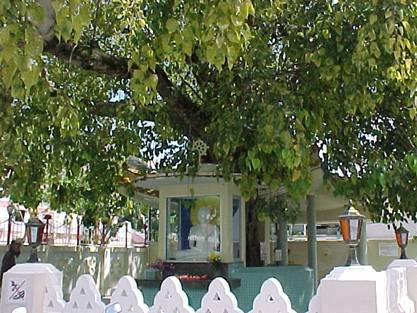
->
192;139;209;164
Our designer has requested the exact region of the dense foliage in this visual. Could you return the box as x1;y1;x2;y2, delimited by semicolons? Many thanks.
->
0;0;416;223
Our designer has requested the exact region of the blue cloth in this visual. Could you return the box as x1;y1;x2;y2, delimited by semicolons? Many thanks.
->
180;207;191;250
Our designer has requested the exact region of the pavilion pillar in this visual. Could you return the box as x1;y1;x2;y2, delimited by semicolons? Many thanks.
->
307;194;318;290
220;183;234;263
264;218;272;265
358;220;368;265
158;191;167;259
277;216;288;266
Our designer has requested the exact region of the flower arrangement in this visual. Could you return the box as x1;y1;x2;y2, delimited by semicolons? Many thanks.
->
147;259;175;280
208;251;221;264
148;259;174;271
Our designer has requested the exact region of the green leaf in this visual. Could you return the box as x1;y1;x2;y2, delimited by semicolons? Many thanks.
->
251;158;261;170
0;26;10;45
206;45;216;64
409;107;417;120
2;61;17;87
28;2;45;23
25;27;43;57
370;42;380;58
243;0;255;17
55;6;72;41
21;66;41;91
1;40;16;62
378;174;385;187
402;20;410;32
11;79;25;99
148;74;158;91
166;18;179;34
292;169;301;182
226;29;240;44
72;5;91;42
369;14;377;25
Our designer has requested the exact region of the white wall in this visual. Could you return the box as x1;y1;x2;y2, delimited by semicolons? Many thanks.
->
0;243;159;298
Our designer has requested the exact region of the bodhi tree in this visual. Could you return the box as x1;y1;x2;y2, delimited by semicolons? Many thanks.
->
0;0;416;262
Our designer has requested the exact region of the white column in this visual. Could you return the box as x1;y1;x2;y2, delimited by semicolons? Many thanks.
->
240;198;246;265
158;191;167;259
307;266;387;313
220;183;233;263
358;221;368;265
0;263;63;313
277;216;288;266
388;259;417;311
264;218;272;265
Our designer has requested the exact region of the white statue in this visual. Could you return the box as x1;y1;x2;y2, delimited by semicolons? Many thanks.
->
176;206;219;261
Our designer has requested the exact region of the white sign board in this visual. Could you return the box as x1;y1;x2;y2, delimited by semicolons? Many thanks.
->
379;243;398;257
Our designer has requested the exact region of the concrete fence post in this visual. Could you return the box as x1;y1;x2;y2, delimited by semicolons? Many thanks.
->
307;265;387;313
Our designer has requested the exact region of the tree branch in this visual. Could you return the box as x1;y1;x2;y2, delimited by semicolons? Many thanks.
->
44;38;131;78
35;0;209;138
43;37;207;136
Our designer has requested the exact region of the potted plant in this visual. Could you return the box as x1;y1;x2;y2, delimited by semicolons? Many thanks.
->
146;259;175;280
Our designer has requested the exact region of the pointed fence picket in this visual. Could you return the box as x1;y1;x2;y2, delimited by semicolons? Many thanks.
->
44;284;65;313
149;276;195;313
196;277;243;313
36;274;296;313
248;278;297;313
109;276;149;313
63;274;105;313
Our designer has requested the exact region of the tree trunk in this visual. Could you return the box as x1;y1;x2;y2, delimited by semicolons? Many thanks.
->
246;198;262;266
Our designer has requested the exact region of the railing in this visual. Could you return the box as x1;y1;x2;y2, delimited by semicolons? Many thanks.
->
0;220;26;243
0;219;147;248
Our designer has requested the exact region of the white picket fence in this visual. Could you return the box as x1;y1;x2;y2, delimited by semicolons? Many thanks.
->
48;275;294;313
3;259;417;313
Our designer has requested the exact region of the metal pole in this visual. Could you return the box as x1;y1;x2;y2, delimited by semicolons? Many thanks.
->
144;224;148;247
7;214;12;245
148;209;152;244
101;223;106;246
44;218;49;244
346;245;360;266
307;194;318;290
28;246;40;263
76;217;81;246
400;247;408;259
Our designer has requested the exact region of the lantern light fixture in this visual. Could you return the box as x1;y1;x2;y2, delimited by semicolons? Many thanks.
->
26;217;45;263
338;200;365;266
394;224;409;259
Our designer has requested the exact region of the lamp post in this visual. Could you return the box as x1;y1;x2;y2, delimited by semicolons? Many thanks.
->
6;203;14;245
26;217;45;262
394;224;409;259
339;200;365;266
